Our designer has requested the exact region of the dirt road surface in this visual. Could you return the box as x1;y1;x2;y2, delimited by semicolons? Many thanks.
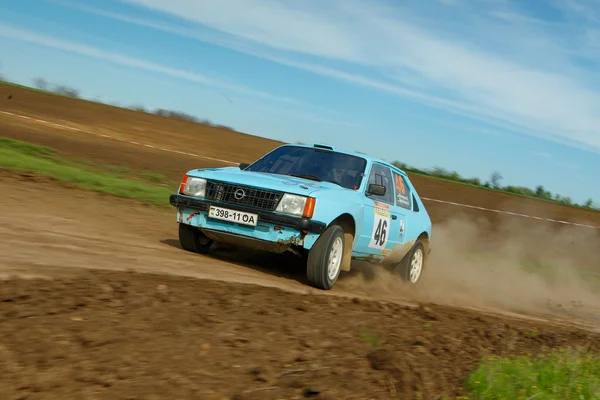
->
1;174;600;399
2;83;600;398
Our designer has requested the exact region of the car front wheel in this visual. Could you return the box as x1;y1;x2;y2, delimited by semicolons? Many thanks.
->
178;223;213;254
306;224;345;290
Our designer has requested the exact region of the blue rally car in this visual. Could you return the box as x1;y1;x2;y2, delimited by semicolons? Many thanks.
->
169;143;432;290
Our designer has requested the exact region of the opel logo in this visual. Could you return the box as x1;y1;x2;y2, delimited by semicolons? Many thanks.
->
234;189;245;200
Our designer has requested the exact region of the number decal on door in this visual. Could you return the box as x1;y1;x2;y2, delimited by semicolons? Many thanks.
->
369;202;390;250
374;219;388;246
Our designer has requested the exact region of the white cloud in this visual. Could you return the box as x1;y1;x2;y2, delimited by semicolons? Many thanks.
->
531;151;553;159
0;23;300;105
52;1;548;136
560;161;581;170
107;0;600;153
531;150;581;171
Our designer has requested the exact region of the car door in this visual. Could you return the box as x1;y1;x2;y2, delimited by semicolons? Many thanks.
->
356;163;401;259
385;170;416;265
392;170;411;242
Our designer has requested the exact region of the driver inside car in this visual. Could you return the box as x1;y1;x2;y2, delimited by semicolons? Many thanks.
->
326;156;358;189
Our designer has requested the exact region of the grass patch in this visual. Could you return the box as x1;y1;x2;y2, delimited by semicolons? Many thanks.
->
69;157;171;185
465;348;600;399
358;328;381;347
0;137;173;206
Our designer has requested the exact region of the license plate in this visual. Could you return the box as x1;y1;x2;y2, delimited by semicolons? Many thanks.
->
208;206;258;226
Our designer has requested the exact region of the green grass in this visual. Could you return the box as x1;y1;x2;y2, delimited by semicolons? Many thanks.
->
465;348;600;399
358;328;381;347
0;137;173;206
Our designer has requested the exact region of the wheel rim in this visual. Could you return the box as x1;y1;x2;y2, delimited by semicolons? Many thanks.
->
327;236;343;280
409;247;424;283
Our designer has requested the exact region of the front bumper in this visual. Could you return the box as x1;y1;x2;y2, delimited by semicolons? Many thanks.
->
169;194;326;234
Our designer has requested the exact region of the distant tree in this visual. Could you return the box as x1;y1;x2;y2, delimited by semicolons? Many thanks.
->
553;194;573;206
584;199;594;208
154;108;198;123
53;84;80;98
448;171;460;181
212;124;234;131
392;161;408;170
130;104;147;112
431;166;448;177
33;78;48;91
490;171;503;189
534;185;546;198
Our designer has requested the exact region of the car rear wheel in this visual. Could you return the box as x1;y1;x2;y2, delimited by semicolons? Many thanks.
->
306;224;345;290
394;240;426;284
178;223;213;254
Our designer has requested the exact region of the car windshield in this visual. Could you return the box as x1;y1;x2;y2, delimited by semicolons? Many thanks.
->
246;146;367;190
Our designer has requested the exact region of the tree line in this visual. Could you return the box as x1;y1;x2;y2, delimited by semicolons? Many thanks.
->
391;161;597;210
30;78;234;130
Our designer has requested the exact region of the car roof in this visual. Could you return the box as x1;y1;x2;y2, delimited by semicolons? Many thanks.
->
279;143;408;176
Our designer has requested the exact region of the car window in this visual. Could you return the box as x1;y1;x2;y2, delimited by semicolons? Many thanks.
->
366;163;394;204
246;146;367;190
393;172;411;210
412;193;420;212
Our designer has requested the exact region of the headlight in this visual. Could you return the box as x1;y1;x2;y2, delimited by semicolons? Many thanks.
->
276;193;309;216
181;177;207;197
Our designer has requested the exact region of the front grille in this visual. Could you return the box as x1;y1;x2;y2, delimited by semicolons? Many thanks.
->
205;180;283;211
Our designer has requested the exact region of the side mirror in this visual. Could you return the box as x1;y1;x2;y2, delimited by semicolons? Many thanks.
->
367;183;386;196
239;163;250;170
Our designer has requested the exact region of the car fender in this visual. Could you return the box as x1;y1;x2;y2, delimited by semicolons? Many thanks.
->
399;182;433;261
302;189;365;271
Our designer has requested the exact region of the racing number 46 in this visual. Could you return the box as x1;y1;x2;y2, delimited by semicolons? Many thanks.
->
373;219;387;247
368;203;390;250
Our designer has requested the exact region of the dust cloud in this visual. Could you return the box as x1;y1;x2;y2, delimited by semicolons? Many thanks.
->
339;211;600;317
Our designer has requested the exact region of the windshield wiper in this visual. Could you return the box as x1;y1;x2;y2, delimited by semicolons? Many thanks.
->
290;173;322;182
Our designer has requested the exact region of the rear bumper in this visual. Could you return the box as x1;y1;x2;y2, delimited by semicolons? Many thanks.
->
169;194;326;234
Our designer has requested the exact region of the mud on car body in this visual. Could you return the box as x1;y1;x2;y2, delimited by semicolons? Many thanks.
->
169;143;433;290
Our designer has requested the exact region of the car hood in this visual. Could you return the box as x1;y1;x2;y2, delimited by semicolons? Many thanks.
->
187;167;342;196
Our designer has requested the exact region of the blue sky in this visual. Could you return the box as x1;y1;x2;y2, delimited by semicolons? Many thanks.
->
1;0;600;205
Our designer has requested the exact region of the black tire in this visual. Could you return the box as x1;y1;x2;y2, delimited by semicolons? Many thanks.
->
394;240;426;284
178;223;213;254
306;224;345;290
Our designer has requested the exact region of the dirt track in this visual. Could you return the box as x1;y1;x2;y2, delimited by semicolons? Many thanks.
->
2;83;600;398
1;174;600;399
